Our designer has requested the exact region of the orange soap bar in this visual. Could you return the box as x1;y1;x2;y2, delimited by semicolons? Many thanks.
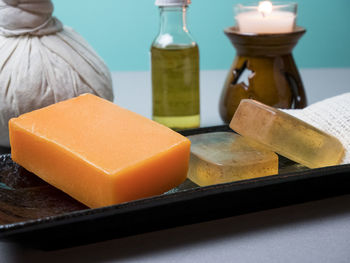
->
9;94;190;208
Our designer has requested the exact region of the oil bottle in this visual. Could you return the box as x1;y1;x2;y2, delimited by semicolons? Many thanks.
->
151;0;200;129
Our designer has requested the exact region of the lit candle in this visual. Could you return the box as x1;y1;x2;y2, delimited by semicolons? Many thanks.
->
235;1;297;34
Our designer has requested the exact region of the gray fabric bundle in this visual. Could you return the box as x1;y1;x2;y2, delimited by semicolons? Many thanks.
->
0;0;114;147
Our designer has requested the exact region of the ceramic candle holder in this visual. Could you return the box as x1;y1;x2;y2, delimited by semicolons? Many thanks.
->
219;26;307;123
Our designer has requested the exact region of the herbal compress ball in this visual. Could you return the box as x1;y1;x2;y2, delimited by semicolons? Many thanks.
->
0;0;113;146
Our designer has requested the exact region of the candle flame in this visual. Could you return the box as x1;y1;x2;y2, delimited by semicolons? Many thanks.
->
258;1;273;17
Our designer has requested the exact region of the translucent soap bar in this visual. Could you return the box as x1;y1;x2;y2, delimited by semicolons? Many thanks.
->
230;99;345;168
187;132;278;186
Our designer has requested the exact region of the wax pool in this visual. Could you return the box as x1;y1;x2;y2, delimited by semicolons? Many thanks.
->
236;10;296;34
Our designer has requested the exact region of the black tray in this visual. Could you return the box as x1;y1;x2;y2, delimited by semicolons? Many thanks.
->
1;125;350;250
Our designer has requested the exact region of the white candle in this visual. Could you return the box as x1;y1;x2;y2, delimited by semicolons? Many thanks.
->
235;1;296;34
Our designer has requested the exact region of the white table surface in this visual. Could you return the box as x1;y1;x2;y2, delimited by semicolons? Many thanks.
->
1;68;350;263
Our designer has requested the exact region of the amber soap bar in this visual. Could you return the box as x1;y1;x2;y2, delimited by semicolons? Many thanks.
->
188;132;278;186
9;94;190;208
230;99;344;168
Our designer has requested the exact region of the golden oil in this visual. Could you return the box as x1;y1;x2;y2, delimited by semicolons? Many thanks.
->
151;44;200;129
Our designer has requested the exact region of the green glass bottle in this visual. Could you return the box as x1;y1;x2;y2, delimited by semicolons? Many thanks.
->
151;0;200;129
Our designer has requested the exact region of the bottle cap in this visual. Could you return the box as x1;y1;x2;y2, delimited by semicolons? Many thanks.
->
155;0;191;6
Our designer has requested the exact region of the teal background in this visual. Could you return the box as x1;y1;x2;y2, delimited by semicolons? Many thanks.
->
52;0;350;71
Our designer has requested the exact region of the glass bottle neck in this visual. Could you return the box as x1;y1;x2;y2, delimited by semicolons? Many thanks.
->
159;6;189;35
